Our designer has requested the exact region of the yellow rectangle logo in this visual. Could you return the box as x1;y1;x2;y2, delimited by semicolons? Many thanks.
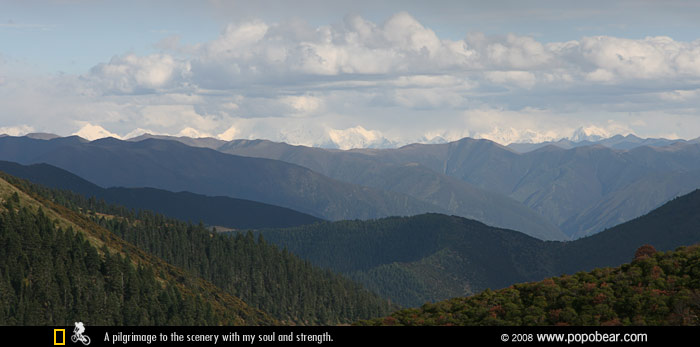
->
54;329;66;345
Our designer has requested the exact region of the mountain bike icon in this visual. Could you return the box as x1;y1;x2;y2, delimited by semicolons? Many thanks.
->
71;333;91;345
72;322;91;346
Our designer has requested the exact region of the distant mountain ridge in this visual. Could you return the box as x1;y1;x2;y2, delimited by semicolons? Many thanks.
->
5;130;697;151
508;133;700;153
5;133;700;239
0;135;568;240
353;138;700;237
215;136;700;237
0;136;448;223
128;133;227;150
121;128;700;151
217;138;566;240
0;160;323;229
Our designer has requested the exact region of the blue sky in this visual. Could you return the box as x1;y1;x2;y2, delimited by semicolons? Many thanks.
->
2;0;700;148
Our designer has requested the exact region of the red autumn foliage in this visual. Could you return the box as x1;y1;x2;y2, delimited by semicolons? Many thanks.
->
634;244;657;261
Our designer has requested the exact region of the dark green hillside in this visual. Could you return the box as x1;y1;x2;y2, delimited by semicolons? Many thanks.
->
558;189;700;274
255;214;555;307
94;213;394;325
0;206;223;325
0;171;394;325
256;190;700;308
358;244;700;326
0;176;274;325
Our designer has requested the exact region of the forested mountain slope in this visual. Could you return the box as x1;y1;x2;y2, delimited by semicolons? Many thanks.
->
358;244;700;326
0;175;274;325
257;190;700;307
0;172;394;325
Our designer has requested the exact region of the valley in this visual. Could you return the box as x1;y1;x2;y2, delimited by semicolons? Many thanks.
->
1;133;699;326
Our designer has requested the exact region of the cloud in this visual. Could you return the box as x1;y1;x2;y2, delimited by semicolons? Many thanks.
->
80;13;700;98
99;14;700;98
280;95;323;115
139;104;218;132
0;20;53;31
466;32;552;70
0;125;35;136
390;74;465;88
484;71;537;89
580;36;700;82
185;11;482;88
388;88;469;109
177;127;212;138
89;53;190;94
657;88;700;102
5;12;700;147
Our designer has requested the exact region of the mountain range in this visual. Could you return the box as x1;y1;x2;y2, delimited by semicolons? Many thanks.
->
2;136;700;324
254;188;700;307
212;135;700;238
2;132;700;240
508;133;700;153
0;135;566;240
0;160;322;230
0;136;444;222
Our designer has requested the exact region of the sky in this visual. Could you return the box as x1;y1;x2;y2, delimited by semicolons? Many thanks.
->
2;0;700;148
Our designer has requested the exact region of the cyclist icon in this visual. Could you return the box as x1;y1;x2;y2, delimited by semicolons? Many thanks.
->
71;322;91;345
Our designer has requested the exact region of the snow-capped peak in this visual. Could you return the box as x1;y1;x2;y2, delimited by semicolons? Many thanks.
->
326;126;396;149
72;123;121;141
569;126;613;142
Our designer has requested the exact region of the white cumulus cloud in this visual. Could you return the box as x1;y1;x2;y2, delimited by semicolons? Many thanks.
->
5;12;700;147
89;54;189;94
